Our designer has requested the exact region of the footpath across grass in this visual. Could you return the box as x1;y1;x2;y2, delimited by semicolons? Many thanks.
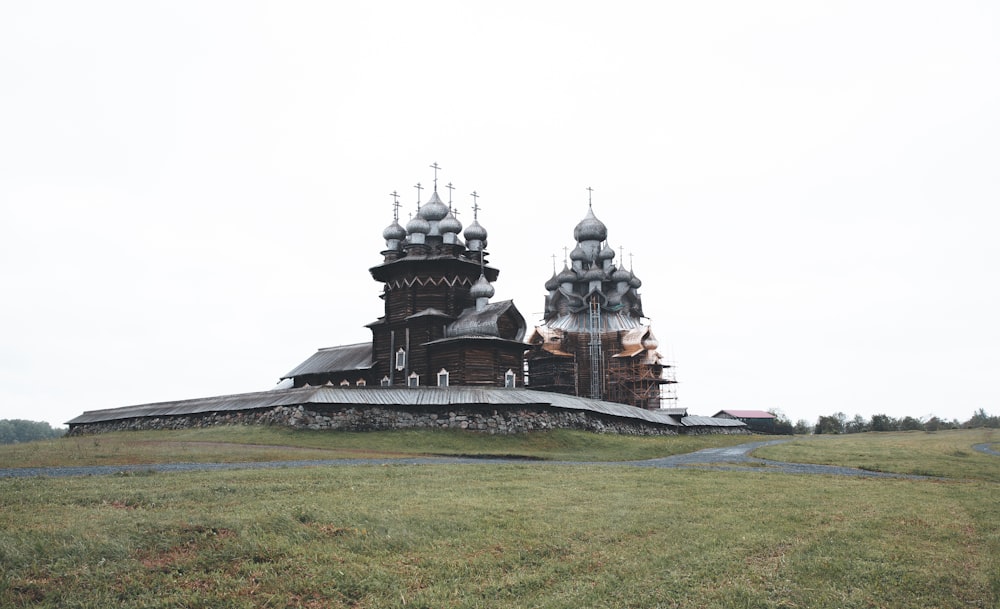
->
0;428;997;608
753;428;1000;482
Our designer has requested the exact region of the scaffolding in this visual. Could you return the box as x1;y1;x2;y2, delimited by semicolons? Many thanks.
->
587;296;604;399
605;356;671;409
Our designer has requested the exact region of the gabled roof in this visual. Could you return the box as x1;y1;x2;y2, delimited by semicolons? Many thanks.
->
713;409;776;419
281;342;374;380
446;299;525;341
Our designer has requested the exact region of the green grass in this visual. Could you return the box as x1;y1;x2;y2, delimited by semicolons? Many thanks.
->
0;427;766;468
753;428;1000;482
1;428;997;607
1;464;996;608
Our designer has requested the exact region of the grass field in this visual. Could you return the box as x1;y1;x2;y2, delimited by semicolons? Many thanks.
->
1;428;997;608
0;427;767;468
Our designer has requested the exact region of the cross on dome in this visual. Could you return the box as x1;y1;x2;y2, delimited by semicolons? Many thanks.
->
390;191;401;221
430;162;441;192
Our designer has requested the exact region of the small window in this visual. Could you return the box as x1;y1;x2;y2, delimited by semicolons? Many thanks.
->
437;368;449;387
339;379;350;387
505;369;516;388
356;378;366;387
380;376;390;387
407;372;419;387
395;348;407;371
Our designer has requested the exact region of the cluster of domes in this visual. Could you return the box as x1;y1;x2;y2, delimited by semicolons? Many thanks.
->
543;204;644;323
381;189;489;254
378;172;498;312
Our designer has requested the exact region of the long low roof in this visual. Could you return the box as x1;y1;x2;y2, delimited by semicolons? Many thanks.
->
66;386;743;429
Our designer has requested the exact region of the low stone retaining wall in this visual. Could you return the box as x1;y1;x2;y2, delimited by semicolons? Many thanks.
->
68;403;744;436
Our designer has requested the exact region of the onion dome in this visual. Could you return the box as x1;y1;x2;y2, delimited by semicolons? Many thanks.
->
557;265;577;284
544;272;560;292
470;274;495;299
382;220;406;241
642;335;659;350
569;244;588;262
598;243;615;261
584;265;606;282
464;219;487;242
418;191;449;222
573;206;608;242
406;214;430;235
611;266;631;283
439;210;462;235
629;271;642;289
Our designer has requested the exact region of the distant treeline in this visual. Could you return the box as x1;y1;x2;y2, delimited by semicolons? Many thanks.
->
770;408;999;435
0;419;66;444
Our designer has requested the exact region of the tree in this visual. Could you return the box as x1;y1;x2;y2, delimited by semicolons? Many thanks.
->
963;409;999;429
768;409;795;435
793;419;812;435
0;420;65;444
845;414;868;434
869;413;895;432
814;413;846;434
899;416;924;431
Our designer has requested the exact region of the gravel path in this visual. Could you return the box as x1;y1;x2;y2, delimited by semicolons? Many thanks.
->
0;438;940;479
973;442;1000;456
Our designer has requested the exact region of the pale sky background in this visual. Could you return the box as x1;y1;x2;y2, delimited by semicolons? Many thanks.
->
2;1;998;429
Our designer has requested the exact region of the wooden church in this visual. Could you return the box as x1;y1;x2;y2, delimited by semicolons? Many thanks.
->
281;179;528;391
67;166;744;435
524;200;676;410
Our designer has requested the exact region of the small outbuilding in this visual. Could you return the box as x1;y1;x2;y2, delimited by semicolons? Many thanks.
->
712;410;776;433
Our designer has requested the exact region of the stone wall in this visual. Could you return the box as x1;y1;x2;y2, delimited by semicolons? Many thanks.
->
68;403;734;436
69;403;749;436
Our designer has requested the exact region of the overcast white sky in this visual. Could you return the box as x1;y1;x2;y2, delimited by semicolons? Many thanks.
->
2;1;998;429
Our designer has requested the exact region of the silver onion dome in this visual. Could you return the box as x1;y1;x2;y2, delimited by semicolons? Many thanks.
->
612;266;631;283
382;220;406;241
464;219;487;242
470;274;495;299
573;206;608;242
419;191;450;222
406;214;430;235
439;210;462;235
584;265;606;282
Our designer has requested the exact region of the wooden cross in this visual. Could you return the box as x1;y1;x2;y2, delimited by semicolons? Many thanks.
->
390;191;401;221
445;182;454;206
551;253;557;273
470;191;480;219
586;186;594;207
562;245;569;265
414;182;423;208
430;162;441;191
